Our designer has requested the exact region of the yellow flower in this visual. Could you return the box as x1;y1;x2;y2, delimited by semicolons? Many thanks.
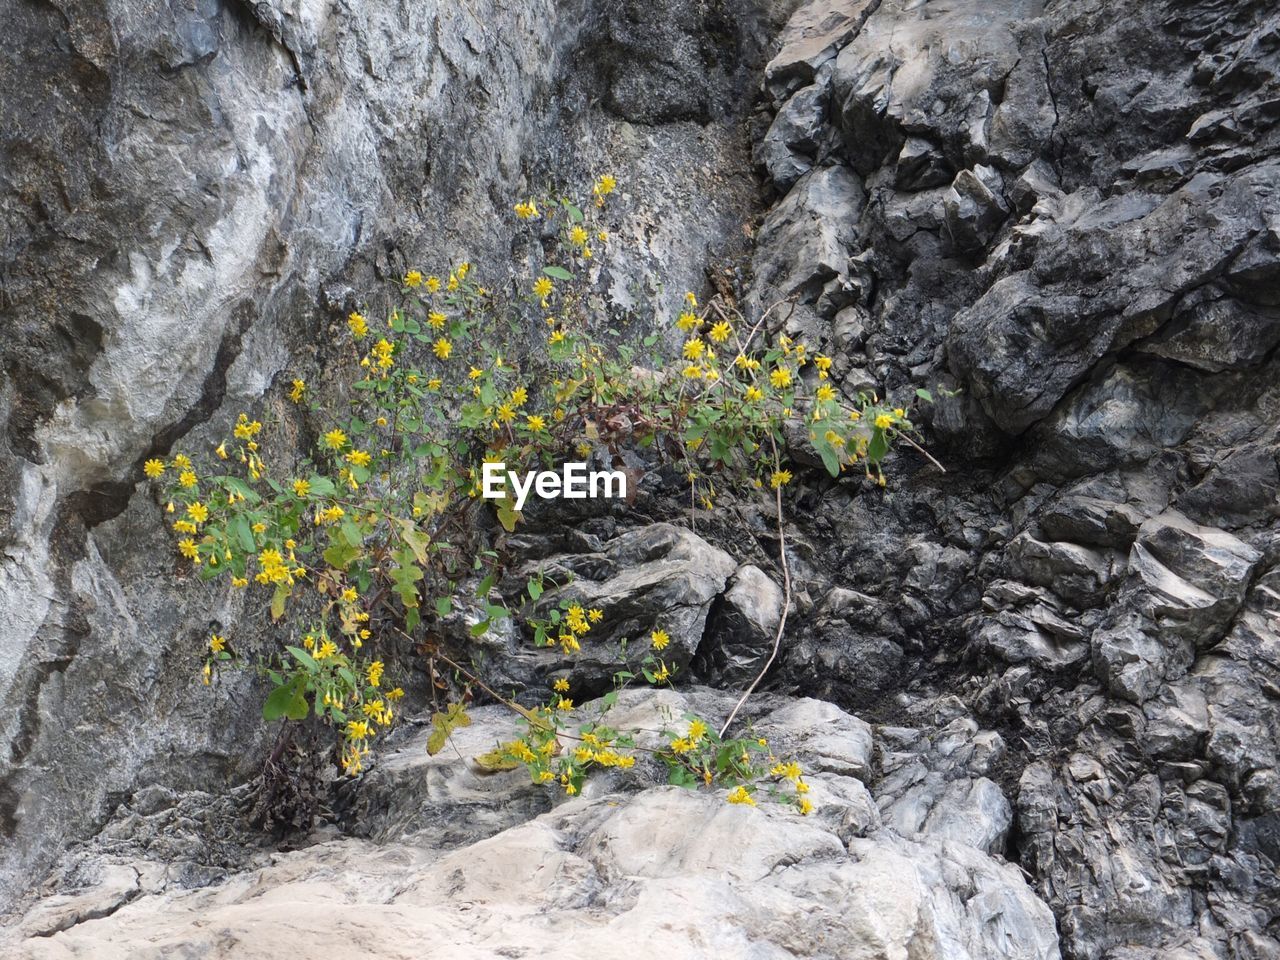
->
202;662;212;686
588;608;603;622
429;311;447;329
348;311;369;339
650;628;670;650
251;522;267;534
511;386;528;406
874;413;893;430
553;678;570;693
426;276;441;293
289;379;305;402
893;407;906;418
744;385;763;402
570;225;589;247
770;469;793;488
215;442;228;460
727;786;755;806
549;330;565;344
709;321;731;343
683;338;705;360
593;173;617;205
816;384;836;403
404;270;423;288
178;470;198;489
514;200;539;220
292;479;311;497
433;338;452;360
688;719;707;741
178;539;199;560
427;378;442;390
323;429;348;450
533;277;554;300
367;661;385;687
798;797;813;815
232;577;248;588
186;501;209;524
682;365;703;379
346;719;371;740
346;450;372;468
144;459;166;479
526;414;546;432
676;311;699;332
557;697;573;711
172;520;196;534
210;633;225;653
315;639;338;660
469;366;484;380
770;368;792;389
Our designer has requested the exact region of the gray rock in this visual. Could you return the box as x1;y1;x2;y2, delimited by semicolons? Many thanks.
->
500;523;737;691
756;83;829;191
944;165;1011;252
751;164;864;306
4;690;1059;960
764;0;880;102
698;564;785;686
1006;530;1123;608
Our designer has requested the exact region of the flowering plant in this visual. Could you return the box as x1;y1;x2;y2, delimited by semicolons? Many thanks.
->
145;177;931;802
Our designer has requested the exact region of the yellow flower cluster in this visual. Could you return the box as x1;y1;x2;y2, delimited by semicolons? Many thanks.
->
556;603;600;654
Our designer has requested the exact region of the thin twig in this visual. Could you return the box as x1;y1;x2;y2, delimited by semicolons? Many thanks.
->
718;433;792;738
894;430;947;474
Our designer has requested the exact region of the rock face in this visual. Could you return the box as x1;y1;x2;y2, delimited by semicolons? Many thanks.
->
747;0;1280;956
0;0;791;907
4;690;1059;960
4;0;1280;957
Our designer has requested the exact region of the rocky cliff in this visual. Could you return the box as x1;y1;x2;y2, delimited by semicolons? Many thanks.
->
3;0;1279;958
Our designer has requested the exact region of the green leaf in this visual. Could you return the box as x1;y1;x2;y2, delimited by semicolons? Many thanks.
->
340;520;362;548
435;596;453;618
229;517;256;553
867;429;889;465
263;680;308;722
915;388;934;403
222;477;261;503
526;578;543;602
286;645;318;671
476;573;495;599
542;265;573;281
496;499;519;532
472;748;522;773
262;683;295;721
819;444;841;478
426;703;472;755
270;584;289;621
323;542;359;570
563;201;584;223
470;620;490;637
